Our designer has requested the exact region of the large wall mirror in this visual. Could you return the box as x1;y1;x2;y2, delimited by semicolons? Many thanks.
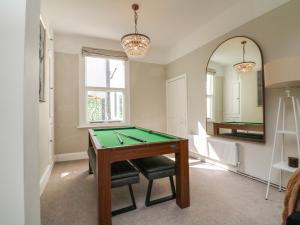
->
206;36;265;143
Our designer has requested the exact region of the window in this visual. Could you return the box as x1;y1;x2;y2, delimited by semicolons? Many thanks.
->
80;54;129;126
206;73;214;121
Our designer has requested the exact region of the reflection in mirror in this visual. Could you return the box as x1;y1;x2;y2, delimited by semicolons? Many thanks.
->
206;37;265;142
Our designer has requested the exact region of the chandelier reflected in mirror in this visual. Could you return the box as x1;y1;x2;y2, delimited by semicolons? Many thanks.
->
233;41;256;73
121;4;150;58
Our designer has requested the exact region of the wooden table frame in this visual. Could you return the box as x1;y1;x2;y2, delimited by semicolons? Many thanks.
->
213;122;264;135
88;129;190;225
213;122;265;142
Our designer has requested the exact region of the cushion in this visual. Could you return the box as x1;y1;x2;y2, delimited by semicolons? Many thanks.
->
111;161;139;180
132;156;175;173
87;147;139;186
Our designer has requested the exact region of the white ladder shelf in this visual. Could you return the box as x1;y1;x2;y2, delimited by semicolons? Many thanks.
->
265;90;300;200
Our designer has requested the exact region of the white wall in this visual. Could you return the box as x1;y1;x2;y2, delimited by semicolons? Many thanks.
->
265;56;300;87
130;61;166;132
54;32;166;64
53;34;166;155
0;0;40;224
24;0;40;223
166;0;300;186
0;1;26;223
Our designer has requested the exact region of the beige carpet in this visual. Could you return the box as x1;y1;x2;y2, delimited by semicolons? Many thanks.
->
41;159;284;225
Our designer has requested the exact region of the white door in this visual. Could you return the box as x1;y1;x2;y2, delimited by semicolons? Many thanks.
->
224;81;240;121
166;74;188;138
232;82;240;115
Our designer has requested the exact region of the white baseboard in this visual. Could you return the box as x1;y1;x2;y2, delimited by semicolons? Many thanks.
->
40;161;54;196
55;151;88;162
189;150;201;159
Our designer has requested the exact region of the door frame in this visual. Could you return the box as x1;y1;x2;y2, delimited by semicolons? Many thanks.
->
166;74;188;138
48;35;54;164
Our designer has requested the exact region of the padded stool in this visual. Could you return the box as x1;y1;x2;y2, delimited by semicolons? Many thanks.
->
131;156;176;206
88;147;139;216
287;211;300;225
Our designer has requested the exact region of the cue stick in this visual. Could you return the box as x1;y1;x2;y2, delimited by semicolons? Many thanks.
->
115;131;146;143
114;131;124;145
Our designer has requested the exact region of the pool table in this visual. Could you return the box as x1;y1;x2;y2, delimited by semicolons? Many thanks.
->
88;127;190;225
213;122;264;141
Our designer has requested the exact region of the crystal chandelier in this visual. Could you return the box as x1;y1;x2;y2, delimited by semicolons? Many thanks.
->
121;4;150;58
233;41;256;73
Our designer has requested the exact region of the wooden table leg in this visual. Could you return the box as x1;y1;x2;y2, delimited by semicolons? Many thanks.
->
97;151;112;225
213;123;220;136
175;139;190;208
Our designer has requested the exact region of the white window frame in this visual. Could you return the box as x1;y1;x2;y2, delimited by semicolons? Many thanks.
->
78;55;130;128
206;73;214;122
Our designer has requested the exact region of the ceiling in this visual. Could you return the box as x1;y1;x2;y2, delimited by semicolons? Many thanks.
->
41;0;290;63
41;0;239;49
210;37;262;69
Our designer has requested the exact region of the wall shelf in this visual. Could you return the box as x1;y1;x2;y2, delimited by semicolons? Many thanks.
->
277;130;300;135
273;161;298;173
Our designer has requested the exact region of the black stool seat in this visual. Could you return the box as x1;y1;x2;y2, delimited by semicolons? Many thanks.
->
111;161;139;188
88;147;139;216
131;156;175;175
112;161;139;179
287;211;300;225
131;156;176;206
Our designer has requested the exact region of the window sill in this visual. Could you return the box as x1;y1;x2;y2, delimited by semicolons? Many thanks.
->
77;121;130;129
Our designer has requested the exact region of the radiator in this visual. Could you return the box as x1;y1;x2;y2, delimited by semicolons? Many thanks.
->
189;135;239;166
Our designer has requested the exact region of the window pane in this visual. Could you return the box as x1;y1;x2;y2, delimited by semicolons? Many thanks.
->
86;57;106;87
207;96;212;120
109;59;125;88
206;74;214;95
87;91;124;122
85;57;125;88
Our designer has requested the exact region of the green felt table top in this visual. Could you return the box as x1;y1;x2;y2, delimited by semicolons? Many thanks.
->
92;127;180;148
222;122;264;125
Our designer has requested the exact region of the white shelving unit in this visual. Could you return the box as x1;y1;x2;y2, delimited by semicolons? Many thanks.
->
276;130;300;135
265;90;300;200
272;161;298;173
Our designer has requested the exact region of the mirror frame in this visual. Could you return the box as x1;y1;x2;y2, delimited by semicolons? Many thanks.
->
205;36;266;143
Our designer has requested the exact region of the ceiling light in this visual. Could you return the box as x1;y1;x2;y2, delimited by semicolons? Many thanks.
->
121;4;150;58
233;41;256;73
